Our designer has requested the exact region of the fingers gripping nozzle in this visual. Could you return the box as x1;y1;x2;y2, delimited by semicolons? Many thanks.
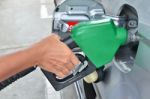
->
41;35;96;91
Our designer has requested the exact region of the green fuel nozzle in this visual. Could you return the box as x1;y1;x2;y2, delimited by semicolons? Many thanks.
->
71;19;127;68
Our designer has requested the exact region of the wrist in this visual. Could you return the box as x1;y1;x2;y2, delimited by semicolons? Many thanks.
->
28;34;61;68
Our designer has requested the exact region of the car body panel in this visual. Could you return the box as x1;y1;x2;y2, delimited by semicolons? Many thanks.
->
95;0;150;99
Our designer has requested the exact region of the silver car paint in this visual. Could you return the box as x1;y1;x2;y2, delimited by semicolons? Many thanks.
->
95;0;150;99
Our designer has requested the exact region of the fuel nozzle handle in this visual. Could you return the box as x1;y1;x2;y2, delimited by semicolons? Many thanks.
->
61;34;78;49
41;35;96;91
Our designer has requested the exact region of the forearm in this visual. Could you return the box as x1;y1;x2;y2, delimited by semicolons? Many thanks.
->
0;46;39;81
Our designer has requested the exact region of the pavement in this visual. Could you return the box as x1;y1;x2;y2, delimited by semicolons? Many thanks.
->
0;0;61;99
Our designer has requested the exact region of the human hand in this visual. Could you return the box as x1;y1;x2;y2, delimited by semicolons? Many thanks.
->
35;34;79;78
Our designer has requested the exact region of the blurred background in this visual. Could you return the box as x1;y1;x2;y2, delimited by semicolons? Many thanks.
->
0;0;61;99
